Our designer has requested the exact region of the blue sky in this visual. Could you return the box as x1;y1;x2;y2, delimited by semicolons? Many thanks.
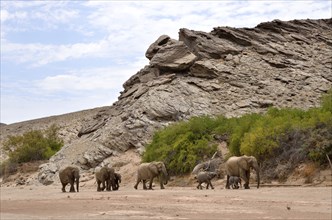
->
1;1;331;124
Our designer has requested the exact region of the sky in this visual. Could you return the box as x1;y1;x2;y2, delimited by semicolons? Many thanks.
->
1;1;331;124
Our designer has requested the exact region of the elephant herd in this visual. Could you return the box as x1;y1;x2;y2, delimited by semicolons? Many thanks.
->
195;155;260;190
58;165;122;193
58;155;260;193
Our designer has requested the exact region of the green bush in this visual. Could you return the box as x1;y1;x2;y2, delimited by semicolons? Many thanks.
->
304;122;332;164
3;124;63;163
1;124;63;177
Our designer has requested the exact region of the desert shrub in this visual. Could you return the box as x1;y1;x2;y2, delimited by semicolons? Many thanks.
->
3;124;63;163
1;124;63;177
304;122;332;164
0;160;18;178
259;128;308;181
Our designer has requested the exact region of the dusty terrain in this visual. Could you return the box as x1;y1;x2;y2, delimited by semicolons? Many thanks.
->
1;182;331;220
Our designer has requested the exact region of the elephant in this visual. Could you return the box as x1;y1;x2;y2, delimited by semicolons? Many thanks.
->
113;172;121;190
134;161;168;190
225;155;260;189
196;171;217;190
59;166;80;192
229;176;242;189
95;166;116;192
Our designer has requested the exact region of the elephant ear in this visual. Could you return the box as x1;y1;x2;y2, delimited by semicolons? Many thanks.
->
248;156;255;166
248;156;259;170
156;162;163;171
148;162;159;174
238;157;249;170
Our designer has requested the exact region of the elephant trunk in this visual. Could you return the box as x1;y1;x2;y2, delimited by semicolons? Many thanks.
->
256;169;260;188
162;167;168;185
163;173;169;185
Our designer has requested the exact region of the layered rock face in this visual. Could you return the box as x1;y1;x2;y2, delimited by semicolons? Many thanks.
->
1;18;331;185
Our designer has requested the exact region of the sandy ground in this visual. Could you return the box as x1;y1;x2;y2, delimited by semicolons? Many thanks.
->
1;182;331;220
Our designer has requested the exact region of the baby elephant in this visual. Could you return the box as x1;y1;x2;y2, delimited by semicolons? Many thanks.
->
196;171;217;190
113;173;121;190
229;176;242;189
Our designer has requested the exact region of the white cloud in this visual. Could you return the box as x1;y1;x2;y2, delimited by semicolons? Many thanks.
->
2;1;331;67
1;0;331;124
0;9;28;37
2;40;110;66
1;1;79;32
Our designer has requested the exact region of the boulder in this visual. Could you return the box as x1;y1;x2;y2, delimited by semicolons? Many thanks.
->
150;41;197;71
190;59;233;78
38;163;58;185
145;35;176;60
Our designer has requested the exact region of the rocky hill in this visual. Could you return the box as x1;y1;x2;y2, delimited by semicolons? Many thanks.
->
1;18;331;185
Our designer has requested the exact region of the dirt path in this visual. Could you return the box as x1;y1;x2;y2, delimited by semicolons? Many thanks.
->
1;184;331;220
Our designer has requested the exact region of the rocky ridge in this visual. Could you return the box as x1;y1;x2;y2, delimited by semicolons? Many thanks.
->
1;18;331;185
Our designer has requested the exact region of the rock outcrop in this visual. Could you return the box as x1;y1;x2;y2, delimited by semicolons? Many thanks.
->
1;18;331;185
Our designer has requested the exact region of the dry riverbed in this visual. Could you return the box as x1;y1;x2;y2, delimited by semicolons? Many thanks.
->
1;183;331;220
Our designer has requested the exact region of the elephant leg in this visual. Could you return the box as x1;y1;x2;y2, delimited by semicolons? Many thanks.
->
61;183;67;192
105;180;109;191
111;179;117;191
247;171;251;188
69;183;75;192
134;180;139;190
143;180;148;190
69;179;75;192
243;170;250;189
226;175;230;189
97;181;102;192
148;178;154;190
208;180;214;189
158;177;165;189
106;180;111;191
101;181;106;191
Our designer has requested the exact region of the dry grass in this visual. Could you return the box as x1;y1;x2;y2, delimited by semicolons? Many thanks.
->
301;163;317;184
18;161;46;173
